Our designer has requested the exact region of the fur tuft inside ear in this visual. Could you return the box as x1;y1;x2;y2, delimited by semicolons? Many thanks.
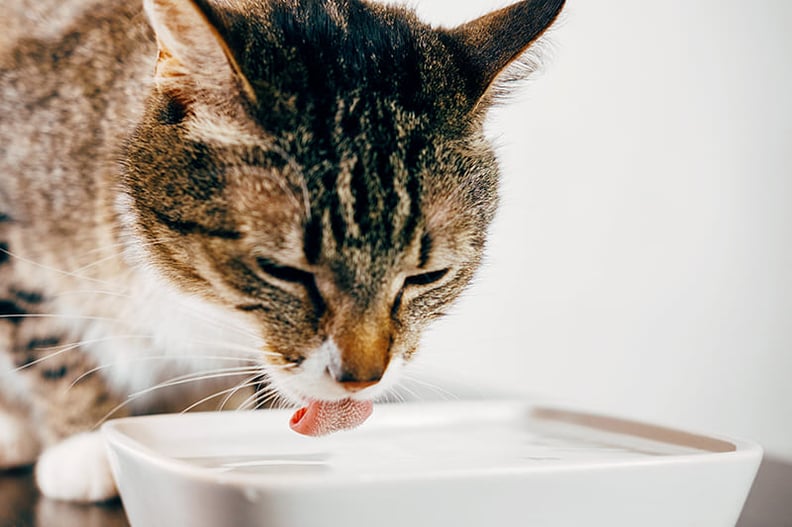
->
143;0;256;100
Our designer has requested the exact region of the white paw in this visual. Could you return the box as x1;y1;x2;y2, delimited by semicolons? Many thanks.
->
0;410;40;468
35;431;118;502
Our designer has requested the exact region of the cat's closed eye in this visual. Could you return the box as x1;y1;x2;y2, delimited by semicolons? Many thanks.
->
403;268;449;288
392;269;450;317
256;257;313;285
256;257;326;312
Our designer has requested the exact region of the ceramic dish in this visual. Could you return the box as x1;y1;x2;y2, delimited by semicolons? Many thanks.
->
103;400;762;527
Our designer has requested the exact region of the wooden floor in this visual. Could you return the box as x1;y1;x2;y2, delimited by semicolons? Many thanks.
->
1;457;790;526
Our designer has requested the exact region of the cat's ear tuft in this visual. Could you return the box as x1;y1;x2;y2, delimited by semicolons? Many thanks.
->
143;0;256;101
444;0;565;110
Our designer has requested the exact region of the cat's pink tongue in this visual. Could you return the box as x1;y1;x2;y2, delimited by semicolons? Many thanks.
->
290;399;374;437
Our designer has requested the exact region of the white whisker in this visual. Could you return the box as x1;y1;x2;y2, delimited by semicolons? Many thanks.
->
180;378;261;414
182;339;276;359
172;300;263;343
68;354;264;389
69;239;168;274
94;366;272;428
236;389;264;412
14;334;151;372
127;367;264;400
52;289;132;299
0;246;124;289
219;377;263;411
401;374;459;401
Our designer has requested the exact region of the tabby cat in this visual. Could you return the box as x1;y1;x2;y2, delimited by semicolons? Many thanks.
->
0;0;564;502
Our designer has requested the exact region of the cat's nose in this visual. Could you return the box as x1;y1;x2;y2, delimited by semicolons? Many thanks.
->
327;363;383;393
327;312;391;392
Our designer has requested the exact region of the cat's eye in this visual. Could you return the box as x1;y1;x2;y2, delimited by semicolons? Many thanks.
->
256;257;326;314
392;268;451;318
403;268;449;288
256;257;313;284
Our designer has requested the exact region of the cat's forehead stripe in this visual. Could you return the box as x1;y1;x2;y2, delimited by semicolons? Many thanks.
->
317;148;422;256
335;155;362;241
418;232;432;269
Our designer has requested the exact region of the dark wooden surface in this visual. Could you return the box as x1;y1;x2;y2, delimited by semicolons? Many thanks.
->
0;468;128;527
1;458;790;526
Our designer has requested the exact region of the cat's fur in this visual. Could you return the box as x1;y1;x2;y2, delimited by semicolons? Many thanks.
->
0;0;564;501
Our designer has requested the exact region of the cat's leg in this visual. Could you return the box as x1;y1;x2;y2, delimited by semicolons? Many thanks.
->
0;292;41;468
0;399;39;469
11;319;127;502
0;225;123;501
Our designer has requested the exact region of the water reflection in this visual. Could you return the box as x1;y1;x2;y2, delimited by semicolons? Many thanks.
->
0;468;128;527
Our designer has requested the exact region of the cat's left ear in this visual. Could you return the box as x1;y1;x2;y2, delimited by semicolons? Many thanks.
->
444;0;565;110
143;0;256;101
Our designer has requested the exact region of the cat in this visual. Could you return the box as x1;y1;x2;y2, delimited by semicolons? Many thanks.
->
0;0;564;502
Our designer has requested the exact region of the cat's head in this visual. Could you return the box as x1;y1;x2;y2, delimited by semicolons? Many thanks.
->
120;0;563;404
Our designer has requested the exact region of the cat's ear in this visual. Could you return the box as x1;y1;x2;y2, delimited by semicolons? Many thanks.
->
143;0;256;101
444;0;565;109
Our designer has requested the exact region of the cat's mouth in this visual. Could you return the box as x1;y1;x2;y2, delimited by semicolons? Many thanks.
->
286;373;380;437
267;343;404;436
289;398;374;437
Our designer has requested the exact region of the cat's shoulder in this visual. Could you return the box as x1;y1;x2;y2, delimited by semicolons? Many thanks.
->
1;0;96;53
1;0;147;67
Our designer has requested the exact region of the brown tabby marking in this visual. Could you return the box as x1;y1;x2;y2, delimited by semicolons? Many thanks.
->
0;0;564;501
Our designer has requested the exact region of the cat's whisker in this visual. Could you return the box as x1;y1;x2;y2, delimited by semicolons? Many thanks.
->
271;391;296;411
399;374;460;402
93;366;277;428
178;337;276;359
386;388;408;404
69;239;169;272
179;376;262;414
255;383;290;411
236;374;291;411
94;398;139;429
68;354;264;389
236;388;266;412
51;289;132;300
70;252;134;274
0;246;126;290
219;376;263;411
170;300;264;343
253;390;286;411
126;367;266;400
252;374;302;411
387;383;419;404
13;334;151;372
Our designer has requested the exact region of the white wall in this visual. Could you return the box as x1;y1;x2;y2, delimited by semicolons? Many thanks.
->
404;0;792;460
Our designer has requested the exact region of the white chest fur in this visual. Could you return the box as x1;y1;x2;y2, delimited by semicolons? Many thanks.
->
54;269;265;414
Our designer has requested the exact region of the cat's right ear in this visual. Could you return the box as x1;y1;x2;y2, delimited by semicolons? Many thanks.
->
143;0;256;101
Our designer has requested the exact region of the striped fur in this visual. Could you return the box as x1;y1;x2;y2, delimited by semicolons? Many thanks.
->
0;0;564;501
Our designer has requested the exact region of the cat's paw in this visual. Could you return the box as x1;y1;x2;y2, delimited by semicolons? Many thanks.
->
0;410;40;468
35;431;117;502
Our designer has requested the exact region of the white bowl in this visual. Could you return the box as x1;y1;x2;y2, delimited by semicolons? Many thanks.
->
103;400;761;527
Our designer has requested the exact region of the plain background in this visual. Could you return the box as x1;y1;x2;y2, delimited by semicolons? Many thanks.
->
395;0;792;461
